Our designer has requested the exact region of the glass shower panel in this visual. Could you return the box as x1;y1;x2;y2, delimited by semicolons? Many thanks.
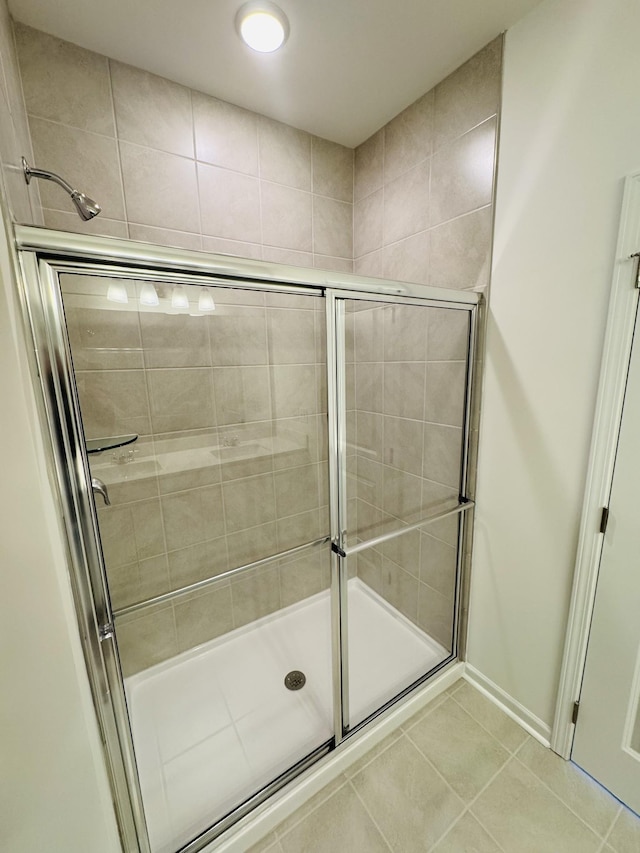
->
344;298;470;728
59;273;332;853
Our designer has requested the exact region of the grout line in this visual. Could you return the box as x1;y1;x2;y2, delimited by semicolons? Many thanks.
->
105;59;129;233
600;805;623;850
347;778;395;852
191;89;204;249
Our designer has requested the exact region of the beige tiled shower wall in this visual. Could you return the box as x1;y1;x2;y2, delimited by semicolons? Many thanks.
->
353;37;501;292
13;23;354;271
349;38;501;642
0;0;41;223
12;21;501;672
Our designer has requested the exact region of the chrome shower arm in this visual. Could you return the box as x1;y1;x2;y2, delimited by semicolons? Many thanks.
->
22;157;76;195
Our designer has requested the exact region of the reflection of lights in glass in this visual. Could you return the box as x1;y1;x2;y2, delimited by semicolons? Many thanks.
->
171;285;189;309
140;283;159;306
198;289;216;312
107;282;128;304
236;2;289;53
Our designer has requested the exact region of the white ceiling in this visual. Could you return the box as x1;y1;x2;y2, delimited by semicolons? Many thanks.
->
9;0;543;147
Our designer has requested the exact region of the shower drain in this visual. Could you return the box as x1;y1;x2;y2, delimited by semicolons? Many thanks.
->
284;670;306;691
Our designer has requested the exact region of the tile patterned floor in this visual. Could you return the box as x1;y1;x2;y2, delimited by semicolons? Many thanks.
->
248;680;640;853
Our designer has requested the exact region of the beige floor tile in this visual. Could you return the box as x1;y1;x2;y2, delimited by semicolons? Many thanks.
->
399;690;450;730
351;735;464;851
279;784;390;852
406;697;510;802
246;831;280;853
452;681;528;753
343;730;403;779
472;758;601;853
431;811;502;852
608;805;640;853
517;737;620;838
274;774;347;838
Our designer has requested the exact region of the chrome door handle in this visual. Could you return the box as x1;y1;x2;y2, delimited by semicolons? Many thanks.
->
91;477;111;506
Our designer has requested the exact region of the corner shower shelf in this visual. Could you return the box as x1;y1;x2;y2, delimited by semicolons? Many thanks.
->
86;434;138;454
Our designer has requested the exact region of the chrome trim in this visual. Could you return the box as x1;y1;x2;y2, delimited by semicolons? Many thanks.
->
19;253;150;852
457;301;481;661
113;536;330;619
333;294;350;737
50;257;322;296
342;501;475;558
14;225;480;304
459;306;478;502
326;291;347;744
327;287;478;310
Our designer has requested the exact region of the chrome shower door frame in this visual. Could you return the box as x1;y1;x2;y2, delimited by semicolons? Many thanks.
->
15;225;480;853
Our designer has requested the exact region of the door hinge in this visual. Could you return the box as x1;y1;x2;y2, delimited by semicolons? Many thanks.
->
599;506;610;535
572;700;580;725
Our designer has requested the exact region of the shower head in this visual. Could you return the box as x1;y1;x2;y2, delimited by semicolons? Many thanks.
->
22;157;101;221
69;190;102;221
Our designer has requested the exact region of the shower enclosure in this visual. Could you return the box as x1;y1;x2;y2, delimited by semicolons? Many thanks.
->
17;227;478;853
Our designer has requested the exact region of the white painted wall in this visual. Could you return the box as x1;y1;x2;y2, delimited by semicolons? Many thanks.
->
0;206;120;850
469;0;640;728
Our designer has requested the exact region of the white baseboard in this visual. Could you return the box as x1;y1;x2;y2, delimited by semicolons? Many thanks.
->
464;663;552;746
205;661;465;852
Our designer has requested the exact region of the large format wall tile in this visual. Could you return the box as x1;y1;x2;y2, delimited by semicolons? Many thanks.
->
258;116;311;190
430;117;497;227
384;90;434;183
15;24;114;134
120;142;199;232
434;35;502;150
261;182;312;252
313;196;352;258
354;130;383;202
312;137;353;202
193;91;258;175
111;61;193;157
198;162;261;241
383;160;430;245
354;189;383;257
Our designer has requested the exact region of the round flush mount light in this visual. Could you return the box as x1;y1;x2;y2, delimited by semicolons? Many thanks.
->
235;1;289;53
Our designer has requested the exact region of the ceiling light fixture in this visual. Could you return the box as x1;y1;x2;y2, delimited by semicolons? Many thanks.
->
235;1;289;53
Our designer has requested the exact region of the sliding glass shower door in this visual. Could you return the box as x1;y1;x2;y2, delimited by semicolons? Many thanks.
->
20;238;477;853
60;272;333;853
330;294;473;731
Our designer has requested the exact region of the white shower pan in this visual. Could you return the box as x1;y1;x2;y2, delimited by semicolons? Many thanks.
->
125;576;447;853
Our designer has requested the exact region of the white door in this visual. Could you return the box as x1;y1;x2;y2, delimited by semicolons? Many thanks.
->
573;309;640;813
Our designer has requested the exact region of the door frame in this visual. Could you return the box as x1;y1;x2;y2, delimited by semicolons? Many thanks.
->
552;172;640;757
